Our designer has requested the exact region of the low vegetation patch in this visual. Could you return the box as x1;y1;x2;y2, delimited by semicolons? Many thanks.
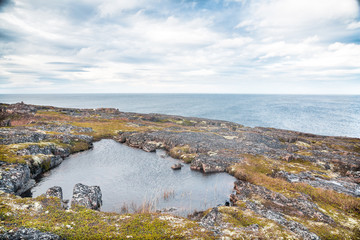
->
0;193;213;239
228;154;360;239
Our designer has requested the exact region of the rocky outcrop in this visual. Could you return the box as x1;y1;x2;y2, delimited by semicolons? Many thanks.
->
230;180;331;239
273;170;360;197
0;124;93;195
0;227;62;240
0;163;34;195
71;183;102;210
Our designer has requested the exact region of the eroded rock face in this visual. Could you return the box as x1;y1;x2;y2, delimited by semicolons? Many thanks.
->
71;183;102;210
0;163;35;195
45;186;63;200
0;227;62;240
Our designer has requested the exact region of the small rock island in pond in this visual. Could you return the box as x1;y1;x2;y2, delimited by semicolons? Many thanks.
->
171;163;183;170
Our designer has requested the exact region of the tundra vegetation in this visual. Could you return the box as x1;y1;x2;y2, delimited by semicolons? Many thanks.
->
0;102;359;239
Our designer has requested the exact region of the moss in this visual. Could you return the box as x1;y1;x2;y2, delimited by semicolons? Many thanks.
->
218;207;296;239
0;195;213;239
71;119;154;140
41;158;51;171
229;155;360;214
0;145;27;164
180;153;197;163
70;141;90;153
219;207;263;227
181;120;196;127
169;145;196;163
295;150;313;156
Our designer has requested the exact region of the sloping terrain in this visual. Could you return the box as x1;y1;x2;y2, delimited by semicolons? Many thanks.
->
0;102;359;239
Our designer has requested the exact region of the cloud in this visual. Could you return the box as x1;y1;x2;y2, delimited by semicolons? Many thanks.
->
236;0;359;41
0;0;360;94
0;0;12;11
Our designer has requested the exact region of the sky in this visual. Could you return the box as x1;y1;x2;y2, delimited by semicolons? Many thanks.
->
0;0;360;94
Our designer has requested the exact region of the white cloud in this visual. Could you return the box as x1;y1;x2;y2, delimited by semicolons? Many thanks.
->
237;0;359;40
347;21;360;29
0;0;360;94
98;0;148;17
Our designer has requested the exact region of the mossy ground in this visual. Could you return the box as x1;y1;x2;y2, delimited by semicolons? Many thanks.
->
0;193;213;239
228;154;360;239
216;206;298;239
169;145;197;163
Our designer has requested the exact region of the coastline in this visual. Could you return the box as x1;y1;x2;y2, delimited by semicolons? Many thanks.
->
0;102;359;239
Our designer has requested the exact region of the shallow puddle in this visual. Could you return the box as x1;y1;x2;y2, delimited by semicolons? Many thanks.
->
31;139;236;216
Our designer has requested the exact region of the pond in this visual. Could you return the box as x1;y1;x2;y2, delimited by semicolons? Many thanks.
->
31;139;236;216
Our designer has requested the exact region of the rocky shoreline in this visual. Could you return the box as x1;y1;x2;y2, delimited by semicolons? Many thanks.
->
0;102;359;239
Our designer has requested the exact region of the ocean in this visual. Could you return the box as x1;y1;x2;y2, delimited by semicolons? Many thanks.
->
0;94;359;138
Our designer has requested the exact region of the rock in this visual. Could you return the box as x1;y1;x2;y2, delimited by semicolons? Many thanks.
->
171;163;183;170
142;142;157;152
71;183;102;210
0;119;10;127
0;163;35;195
45;186;63;200
282;154;295;162
0;227;62;240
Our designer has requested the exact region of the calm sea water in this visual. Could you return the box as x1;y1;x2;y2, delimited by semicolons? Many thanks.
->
32;140;236;216
0;94;359;138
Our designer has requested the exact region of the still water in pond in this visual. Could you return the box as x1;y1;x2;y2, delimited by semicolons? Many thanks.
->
31;139;236;216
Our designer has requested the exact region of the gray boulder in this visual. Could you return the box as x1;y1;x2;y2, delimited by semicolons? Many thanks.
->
45;186;63;200
71;183;102;210
0;227;62;240
0;163;35;195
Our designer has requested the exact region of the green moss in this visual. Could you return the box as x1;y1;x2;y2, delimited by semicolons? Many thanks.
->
219;207;263;227
70;141;90;153
40;158;51;171
0;145;27;164
0;194;213;239
229;155;360;215
169;145;197;163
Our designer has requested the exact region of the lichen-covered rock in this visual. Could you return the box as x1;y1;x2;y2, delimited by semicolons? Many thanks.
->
45;186;63;200
274;170;360;197
0;163;35;195
71;183;102;210
0;227;62;240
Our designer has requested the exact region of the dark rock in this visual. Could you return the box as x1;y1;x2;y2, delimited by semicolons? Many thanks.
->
0;227;62;240
0;119;11;127
45;186;63;200
171;163;183;170
71;183;102;210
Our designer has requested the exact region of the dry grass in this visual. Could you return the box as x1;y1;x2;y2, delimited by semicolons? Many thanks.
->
229;154;360;214
163;189;175;200
119;200;157;214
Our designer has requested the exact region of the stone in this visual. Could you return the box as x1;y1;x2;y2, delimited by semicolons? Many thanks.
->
0;227;62;240
45;186;63;200
71;183;102;210
0;163;35;195
171;163;183;170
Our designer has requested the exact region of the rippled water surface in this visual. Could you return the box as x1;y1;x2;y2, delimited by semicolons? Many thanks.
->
32;140;236;216
1;94;359;137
